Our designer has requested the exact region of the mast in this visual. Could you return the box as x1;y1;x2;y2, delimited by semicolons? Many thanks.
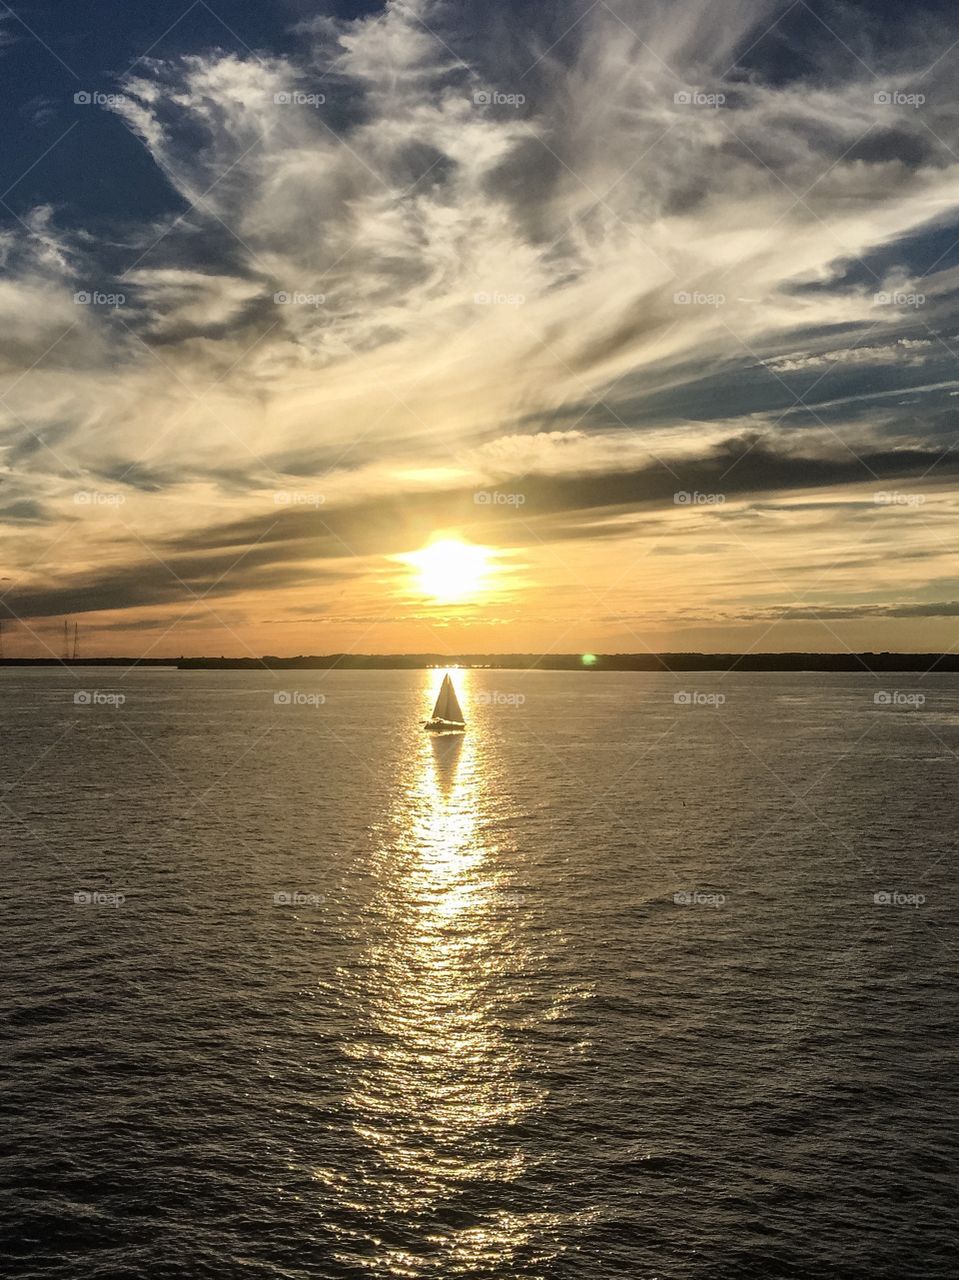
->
72;622;79;661
63;619;69;661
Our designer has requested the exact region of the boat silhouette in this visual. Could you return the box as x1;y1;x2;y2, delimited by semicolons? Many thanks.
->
424;673;466;733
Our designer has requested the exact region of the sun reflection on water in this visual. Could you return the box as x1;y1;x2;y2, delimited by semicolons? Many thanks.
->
332;672;551;1274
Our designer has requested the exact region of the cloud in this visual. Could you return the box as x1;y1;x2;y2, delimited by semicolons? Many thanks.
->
718;600;959;620
763;338;936;373
6;429;959;621
5;1;959;646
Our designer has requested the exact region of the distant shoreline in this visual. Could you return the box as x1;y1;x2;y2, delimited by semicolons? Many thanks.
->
2;653;959;673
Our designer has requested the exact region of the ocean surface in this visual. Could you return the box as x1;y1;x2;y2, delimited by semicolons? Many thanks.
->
1;667;957;1279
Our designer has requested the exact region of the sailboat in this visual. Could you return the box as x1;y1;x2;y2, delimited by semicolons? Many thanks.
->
424;672;466;733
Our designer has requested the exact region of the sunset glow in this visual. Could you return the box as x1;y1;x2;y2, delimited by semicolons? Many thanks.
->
402;540;493;605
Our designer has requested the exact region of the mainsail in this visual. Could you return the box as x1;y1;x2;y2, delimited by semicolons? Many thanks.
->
431;673;464;724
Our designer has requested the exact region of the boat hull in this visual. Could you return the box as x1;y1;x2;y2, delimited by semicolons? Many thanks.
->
424;718;466;734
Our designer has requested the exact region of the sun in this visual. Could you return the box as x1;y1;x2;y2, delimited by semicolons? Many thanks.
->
402;538;492;603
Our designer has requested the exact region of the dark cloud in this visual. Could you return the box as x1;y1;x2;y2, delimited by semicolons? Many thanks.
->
0;551;351;621
0;497;50;523
844;129;935;169
733;601;959;620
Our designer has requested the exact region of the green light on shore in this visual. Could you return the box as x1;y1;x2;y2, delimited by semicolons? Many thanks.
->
581;653;598;666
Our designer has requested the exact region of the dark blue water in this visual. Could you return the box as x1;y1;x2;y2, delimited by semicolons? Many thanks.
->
1;668;956;1278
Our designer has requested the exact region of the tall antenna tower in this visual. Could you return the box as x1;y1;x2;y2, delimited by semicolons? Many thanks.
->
63;619;70;661
72;622;79;661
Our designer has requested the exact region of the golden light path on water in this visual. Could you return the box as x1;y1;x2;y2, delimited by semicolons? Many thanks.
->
329;670;562;1276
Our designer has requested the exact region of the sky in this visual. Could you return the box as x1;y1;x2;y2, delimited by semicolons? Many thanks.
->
3;0;959;657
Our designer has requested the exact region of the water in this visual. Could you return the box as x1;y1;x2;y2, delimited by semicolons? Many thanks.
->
1;667;956;1278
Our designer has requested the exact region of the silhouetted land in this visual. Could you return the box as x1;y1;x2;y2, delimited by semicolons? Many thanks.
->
176;653;959;672
3;653;959;672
